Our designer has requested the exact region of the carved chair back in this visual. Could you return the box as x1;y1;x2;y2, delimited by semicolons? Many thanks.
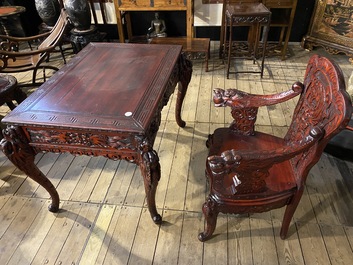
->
284;55;352;183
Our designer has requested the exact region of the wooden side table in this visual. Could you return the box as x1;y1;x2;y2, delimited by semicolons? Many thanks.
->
150;37;210;72
224;3;271;78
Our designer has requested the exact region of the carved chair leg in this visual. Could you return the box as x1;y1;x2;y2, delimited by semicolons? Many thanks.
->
280;187;305;239
198;198;219;242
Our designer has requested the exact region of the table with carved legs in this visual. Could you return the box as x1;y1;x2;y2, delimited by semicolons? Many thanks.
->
0;42;192;224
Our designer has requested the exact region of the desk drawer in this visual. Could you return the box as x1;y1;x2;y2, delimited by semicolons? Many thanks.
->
154;0;186;7
117;0;186;8
263;0;295;8
117;0;150;8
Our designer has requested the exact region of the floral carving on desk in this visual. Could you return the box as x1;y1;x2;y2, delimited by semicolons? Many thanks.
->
27;129;136;150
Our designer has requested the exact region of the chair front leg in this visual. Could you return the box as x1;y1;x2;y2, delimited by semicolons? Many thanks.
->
198;196;219;242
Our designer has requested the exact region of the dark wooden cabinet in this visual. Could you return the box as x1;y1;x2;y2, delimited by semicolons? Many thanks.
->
301;0;353;61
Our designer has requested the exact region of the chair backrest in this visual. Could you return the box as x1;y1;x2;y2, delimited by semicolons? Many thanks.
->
38;9;70;51
285;55;352;179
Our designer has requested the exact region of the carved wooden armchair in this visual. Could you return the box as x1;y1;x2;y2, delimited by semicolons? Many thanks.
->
0;9;70;86
198;55;352;242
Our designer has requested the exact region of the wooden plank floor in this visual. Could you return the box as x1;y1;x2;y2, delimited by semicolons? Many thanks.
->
1;42;353;265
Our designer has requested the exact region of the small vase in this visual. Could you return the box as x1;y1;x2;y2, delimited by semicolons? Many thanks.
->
64;0;91;32
35;0;61;27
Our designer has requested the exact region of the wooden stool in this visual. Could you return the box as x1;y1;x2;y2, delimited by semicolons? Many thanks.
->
224;3;271;78
0;75;27;110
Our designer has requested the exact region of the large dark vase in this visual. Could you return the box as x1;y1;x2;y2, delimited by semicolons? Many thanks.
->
64;0;91;32
34;0;61;27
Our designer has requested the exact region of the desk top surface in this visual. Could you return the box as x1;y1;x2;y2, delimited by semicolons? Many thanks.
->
3;43;182;133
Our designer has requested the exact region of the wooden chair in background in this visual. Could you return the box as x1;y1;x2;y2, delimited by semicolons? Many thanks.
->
0;9;70;86
198;55;352;242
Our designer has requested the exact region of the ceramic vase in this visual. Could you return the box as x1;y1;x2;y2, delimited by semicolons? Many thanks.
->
35;0;61;27
64;0;91;32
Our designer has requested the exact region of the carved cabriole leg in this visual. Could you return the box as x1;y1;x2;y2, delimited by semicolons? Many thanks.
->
198;196;219;242
138;140;162;224
175;54;192;128
0;125;59;212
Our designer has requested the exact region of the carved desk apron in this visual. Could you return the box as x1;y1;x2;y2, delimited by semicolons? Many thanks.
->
0;42;192;224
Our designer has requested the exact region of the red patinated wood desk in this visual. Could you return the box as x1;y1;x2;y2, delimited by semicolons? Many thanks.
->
0;42;192;224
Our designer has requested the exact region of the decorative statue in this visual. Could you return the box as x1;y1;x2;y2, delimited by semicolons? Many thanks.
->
147;12;167;39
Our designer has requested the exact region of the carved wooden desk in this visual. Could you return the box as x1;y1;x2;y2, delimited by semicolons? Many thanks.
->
0;42;192;224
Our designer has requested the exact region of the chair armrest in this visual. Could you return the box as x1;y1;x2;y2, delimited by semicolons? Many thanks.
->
213;82;304;135
213;81;303;108
0;32;51;52
207;126;324;195
0;32;51;43
0;46;55;57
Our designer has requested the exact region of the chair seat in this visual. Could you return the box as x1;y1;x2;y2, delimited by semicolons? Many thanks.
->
2;55;35;71
208;128;297;196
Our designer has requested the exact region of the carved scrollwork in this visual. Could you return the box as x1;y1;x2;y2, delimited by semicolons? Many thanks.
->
0;126;35;172
285;55;348;144
0;39;19;51
184;51;207;60
230;107;258;135
208;150;267;195
0;39;19;70
27;129;137;151
0;125;60;212
139;140;160;185
230;16;269;24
